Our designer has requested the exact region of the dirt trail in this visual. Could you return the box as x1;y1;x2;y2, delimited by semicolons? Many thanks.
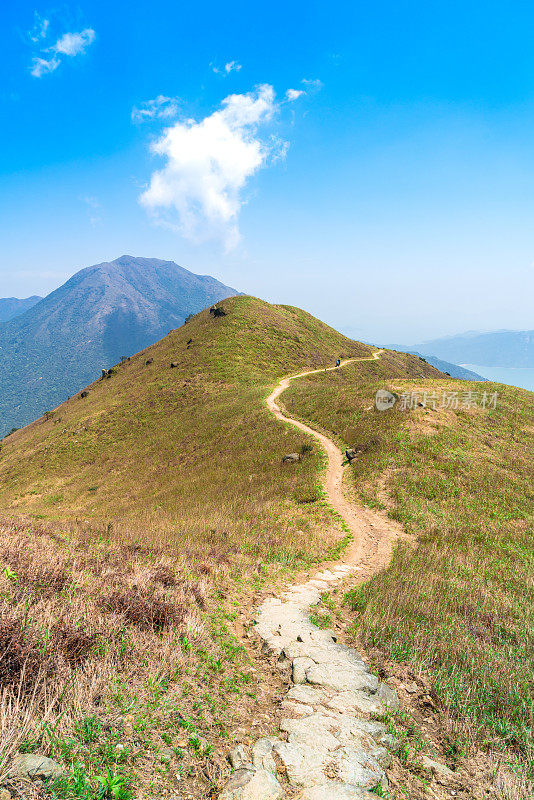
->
265;352;406;581
218;360;506;799
218;355;410;798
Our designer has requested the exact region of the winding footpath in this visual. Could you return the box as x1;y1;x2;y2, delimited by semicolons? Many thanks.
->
221;354;407;800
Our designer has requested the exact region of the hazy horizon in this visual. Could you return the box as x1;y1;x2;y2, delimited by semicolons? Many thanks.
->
2;255;533;347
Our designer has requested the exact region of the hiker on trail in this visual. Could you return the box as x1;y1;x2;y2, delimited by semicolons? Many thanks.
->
336;358;341;367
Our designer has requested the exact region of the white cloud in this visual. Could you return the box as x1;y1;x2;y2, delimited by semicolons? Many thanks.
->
212;60;242;76
30;55;60;78
51;28;95;56
132;95;180;123
29;26;95;78
286;88;304;101
29;13;50;42
140;84;286;249
225;60;242;74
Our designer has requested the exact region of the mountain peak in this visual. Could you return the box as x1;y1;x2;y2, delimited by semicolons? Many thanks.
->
0;257;239;434
0;295;42;323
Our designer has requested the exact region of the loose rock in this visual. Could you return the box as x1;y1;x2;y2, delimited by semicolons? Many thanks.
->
229;744;254;771
252;739;277;774
219;768;285;800
11;754;64;780
282;453;300;464
160;747;175;763
421;756;455;778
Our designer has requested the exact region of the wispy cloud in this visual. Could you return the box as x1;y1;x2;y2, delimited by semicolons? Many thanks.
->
212;60;242;76
29;21;95;78
131;95;180;123
29;13;49;42
81;195;102;227
139;84;286;250
52;29;95;56
224;60;241;74
301;78;323;92
31;56;60;78
286;88;304;101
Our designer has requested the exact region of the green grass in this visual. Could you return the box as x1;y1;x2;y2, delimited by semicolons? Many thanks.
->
284;362;534;773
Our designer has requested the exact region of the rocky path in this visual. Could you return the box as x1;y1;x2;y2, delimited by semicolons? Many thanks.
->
221;356;406;799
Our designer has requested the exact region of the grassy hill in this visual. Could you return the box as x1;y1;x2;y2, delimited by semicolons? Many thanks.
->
0;256;238;436
3;297;531;793
0;296;448;798
0;295;376;529
0;296;449;799
284;360;534;775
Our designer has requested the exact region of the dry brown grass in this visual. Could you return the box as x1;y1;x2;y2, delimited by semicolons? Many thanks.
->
0;516;259;797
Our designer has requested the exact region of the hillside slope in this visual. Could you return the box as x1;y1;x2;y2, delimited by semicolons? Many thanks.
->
0;295;42;322
0;255;238;435
0;295;442;528
417;353;486;379
0;297;452;799
284;360;534;773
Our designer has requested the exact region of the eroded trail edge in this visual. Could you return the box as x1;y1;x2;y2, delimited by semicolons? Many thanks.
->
221;355;406;800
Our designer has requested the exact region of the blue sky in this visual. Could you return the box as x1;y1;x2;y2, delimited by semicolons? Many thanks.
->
2;0;534;342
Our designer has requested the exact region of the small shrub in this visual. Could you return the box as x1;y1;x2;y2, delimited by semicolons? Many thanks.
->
151;565;176;586
99;590;183;630
54;625;97;665
0;614;48;690
0;615;95;692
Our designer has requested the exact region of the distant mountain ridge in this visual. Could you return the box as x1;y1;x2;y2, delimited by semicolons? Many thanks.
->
0;296;42;323
383;347;487;380
402;329;534;368
0;256;239;435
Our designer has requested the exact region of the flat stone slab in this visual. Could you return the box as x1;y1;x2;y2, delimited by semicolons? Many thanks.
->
287;684;330;705
280;700;314;717
326;690;386;716
273;740;384;790
306;663;379;694
296;785;377;799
